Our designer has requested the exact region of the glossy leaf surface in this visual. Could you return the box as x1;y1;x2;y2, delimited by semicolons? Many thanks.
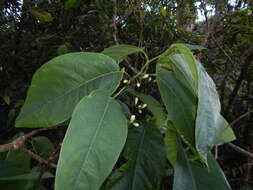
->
157;67;197;145
55;91;128;190
173;142;231;190
16;53;122;128
111;124;166;190
195;63;236;161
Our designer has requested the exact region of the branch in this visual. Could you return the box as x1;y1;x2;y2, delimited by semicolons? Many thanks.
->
228;143;253;159
0;128;54;152
225;50;253;115
19;147;57;168
230;108;253;127
114;0;144;26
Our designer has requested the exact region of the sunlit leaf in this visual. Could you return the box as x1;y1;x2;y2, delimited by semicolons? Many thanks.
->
15;53;122;128
55;90;128;190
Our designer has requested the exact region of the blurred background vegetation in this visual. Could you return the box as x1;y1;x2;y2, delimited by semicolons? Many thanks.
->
0;0;253;189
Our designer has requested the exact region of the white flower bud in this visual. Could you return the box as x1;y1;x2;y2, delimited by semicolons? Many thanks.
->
142;104;147;108
134;97;139;105
142;74;149;79
123;79;129;84
130;115;136;123
133;122;139;127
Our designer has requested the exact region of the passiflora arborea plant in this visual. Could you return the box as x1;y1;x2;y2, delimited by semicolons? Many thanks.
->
14;43;235;190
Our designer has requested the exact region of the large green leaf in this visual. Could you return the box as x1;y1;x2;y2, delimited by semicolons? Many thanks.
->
195;63;236;162
173;142;231;190
156;67;197;145
102;44;145;62
16;53;122;128
110;124;167;190
55;90;128;190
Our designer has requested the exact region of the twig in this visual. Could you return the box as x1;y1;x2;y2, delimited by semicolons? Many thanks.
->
113;0;144;26
112;0;119;44
36;142;62;187
0;128;55;152
230;108;253;127
228;143;253;159
19;147;56;168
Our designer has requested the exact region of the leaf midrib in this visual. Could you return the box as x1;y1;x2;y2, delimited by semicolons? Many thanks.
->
73;96;111;190
19;71;121;123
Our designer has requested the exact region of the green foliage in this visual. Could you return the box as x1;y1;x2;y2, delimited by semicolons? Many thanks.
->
15;53;122;128
1;1;252;189
173;142;231;190
9;44;235;190
102;44;146;63
32;136;54;159
110;124;166;190
55;90;127;190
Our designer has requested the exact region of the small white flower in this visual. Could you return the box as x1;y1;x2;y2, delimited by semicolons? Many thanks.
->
138;110;142;114
133;122;139;127
148;77;152;82
136;82;141;87
134;97;139;105
123;79;129;84
142;74;149;79
142;104;147;109
130;115;136;123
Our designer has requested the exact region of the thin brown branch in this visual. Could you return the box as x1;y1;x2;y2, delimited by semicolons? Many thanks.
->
230;108;253;127
19;147;57;168
228;143;253;159
0;128;54;152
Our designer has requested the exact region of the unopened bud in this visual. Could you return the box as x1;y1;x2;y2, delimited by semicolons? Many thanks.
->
134;97;139;105
142;74;149;79
133;122;139;127
130;115;136;123
123;79;129;84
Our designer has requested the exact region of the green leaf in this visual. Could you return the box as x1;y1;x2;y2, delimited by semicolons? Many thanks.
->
57;43;71;55
64;0;80;9
156;67;197;145
6;150;30;170
55;90;128;190
173;142;231;190
102;44;145;63
195;63;236;162
164;122;178;167
3;96;10;105
128;89;166;128
30;8;53;22
110;124;167;190
15;53;122;128
32;136;54;159
158;44;198;94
